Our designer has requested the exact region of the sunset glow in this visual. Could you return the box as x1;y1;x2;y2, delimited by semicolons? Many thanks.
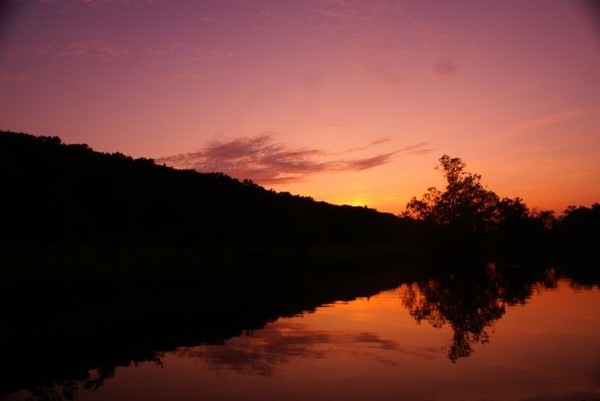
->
1;0;598;213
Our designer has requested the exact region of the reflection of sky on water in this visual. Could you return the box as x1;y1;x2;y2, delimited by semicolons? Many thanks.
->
8;279;600;401
104;280;598;401
175;319;440;377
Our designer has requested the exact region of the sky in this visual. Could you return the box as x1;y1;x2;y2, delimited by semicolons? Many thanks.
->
1;0;599;214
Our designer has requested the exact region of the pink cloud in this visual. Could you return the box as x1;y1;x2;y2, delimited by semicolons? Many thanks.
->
181;49;239;64
54;40;129;61
0;71;27;84
502;109;592;139
146;43;182;56
156;134;433;185
342;151;399;171
26;40;130;61
314;0;406;23
402;141;434;155
316;119;350;128
344;137;391;153
69;0;154;6
367;63;404;89
432;59;459;78
168;72;217;82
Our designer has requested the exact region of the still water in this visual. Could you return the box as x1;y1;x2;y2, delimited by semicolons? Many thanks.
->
5;271;600;401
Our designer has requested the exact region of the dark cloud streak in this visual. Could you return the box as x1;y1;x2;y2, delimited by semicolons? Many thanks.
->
342;151;398;171
156;134;433;185
344;137;391;153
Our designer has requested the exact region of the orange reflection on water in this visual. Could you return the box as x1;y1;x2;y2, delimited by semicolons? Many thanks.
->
13;278;600;401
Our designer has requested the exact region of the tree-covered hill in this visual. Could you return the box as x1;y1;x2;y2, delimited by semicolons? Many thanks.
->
0;131;413;247
2;130;596;255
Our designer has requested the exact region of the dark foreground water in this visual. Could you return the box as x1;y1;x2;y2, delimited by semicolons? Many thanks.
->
4;266;599;401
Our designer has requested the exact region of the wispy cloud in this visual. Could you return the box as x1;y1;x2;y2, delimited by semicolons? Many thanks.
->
315;119;350;128
44;0;155;7
367;63;404;89
503;109;592;138
181;49;239;63
432;59;459;79
314;8;351;20
143;45;237;72
314;0;406;23
345;137;391;153
167;72;218;82
343;151;399;171
145;43;182;56
402;141;434;155
0;71;27;84
156;134;433;185
38;40;130;61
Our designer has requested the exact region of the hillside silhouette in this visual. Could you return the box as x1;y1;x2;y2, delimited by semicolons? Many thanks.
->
1;130;597;255
0;130;415;248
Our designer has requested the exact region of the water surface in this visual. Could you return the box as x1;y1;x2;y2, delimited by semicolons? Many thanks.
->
7;272;599;401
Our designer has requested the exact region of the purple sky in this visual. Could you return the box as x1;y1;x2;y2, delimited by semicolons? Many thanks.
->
1;0;599;213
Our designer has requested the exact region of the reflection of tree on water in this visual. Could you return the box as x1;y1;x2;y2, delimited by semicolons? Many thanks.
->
400;264;557;362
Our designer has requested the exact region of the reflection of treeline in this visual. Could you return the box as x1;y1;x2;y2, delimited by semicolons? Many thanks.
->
1;131;597;254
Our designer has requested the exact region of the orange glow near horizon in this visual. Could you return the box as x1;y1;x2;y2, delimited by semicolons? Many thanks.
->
0;1;599;214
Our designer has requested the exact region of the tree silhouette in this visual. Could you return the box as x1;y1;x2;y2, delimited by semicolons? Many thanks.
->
404;155;499;232
403;155;561;255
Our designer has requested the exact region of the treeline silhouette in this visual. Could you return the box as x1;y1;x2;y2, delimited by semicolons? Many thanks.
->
0;130;414;248
2;130;596;257
404;154;599;258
